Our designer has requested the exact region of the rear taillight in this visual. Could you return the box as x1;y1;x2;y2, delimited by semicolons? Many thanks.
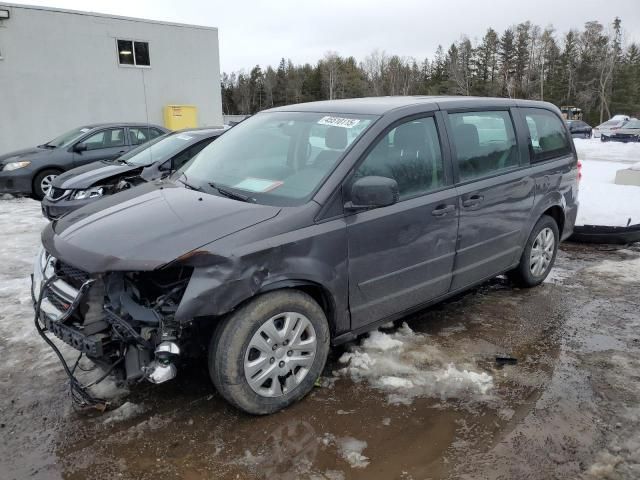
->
577;160;582;181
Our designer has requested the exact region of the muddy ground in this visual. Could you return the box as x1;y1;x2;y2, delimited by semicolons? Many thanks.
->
1;198;639;480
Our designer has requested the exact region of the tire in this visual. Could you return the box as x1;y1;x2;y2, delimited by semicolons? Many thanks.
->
508;215;559;288
601;135;608;143
209;290;330;415
32;168;61;200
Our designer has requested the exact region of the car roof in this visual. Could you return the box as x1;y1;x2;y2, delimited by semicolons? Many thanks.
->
171;126;228;137
266;96;560;116
81;122;166;129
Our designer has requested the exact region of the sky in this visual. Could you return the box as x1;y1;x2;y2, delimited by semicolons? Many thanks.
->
8;0;640;73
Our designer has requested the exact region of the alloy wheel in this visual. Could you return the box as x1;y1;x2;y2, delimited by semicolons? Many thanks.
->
40;174;57;196
529;227;555;277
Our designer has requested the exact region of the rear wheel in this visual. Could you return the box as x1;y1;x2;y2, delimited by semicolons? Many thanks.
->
601;135;608;142
32;169;61;200
508;215;559;288
209;290;330;415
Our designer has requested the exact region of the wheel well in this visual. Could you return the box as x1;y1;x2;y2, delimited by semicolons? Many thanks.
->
32;166;63;189
258;282;337;336
543;206;565;236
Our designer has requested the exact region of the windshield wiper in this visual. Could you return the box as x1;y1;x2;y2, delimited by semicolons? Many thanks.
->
39;143;56;149
209;183;255;203
177;176;203;192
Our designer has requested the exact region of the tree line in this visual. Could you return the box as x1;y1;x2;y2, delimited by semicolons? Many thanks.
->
221;18;640;126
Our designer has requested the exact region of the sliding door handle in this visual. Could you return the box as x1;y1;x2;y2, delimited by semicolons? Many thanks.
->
462;195;484;208
431;204;456;217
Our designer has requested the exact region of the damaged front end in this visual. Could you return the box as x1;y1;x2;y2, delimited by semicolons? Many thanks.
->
32;248;193;404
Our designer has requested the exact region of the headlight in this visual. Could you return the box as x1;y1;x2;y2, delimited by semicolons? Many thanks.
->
71;187;104;200
3;160;31;171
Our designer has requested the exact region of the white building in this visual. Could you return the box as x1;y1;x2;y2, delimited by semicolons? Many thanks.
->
0;3;223;154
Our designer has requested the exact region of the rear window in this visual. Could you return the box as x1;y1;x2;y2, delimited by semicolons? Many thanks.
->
522;109;571;163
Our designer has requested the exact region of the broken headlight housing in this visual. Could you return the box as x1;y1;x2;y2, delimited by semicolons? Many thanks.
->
71;186;104;200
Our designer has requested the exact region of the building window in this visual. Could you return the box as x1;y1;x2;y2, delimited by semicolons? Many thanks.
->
117;39;150;67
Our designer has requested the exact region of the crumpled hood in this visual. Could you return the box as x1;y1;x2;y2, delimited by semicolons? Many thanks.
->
53;161;142;189
0;146;53;164
42;182;281;272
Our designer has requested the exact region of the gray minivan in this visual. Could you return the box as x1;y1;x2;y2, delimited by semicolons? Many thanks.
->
33;97;578;414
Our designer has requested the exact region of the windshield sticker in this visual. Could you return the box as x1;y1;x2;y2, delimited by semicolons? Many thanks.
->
317;116;361;129
233;178;284;193
176;134;193;141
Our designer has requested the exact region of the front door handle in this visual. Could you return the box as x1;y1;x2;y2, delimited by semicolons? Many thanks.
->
462;194;484;208
431;204;456;217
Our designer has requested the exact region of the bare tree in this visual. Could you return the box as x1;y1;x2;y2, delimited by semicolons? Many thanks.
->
321;51;341;100
361;50;388;96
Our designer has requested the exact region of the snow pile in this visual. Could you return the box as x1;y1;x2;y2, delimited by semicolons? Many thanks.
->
103;402;147;424
322;434;369;469
573;139;640;228
574;138;640;165
576;159;639;227
337;323;493;405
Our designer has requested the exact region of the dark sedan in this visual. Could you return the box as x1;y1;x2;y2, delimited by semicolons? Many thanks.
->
41;127;227;220
0;123;168;199
566;120;592;139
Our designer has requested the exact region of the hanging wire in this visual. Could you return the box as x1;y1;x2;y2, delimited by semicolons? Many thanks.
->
34;275;109;410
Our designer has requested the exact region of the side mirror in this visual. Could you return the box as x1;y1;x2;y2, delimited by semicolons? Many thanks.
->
346;176;399;211
73;143;87;153
158;161;172;172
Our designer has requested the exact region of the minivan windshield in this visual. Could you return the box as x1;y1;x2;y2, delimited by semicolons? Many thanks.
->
120;132;200;166
45;126;93;148
177;112;376;206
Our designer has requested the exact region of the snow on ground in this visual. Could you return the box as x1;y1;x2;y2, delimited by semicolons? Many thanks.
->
0;197;127;401
102;401;147;424
574;139;640;227
586;257;640;284
336;323;493;405
0;198;52;368
322;434;370;469
574;138;640;165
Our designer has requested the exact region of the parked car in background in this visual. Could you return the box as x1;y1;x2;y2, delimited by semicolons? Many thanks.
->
0;123;168;199
33;97;578;414
41;127;227;220
608;119;640;143
566;120;592;138
593;117;630;140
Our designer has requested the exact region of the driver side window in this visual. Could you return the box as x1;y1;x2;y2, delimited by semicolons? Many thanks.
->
355;117;445;200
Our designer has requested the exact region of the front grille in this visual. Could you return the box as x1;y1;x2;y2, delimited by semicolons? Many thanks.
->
48;187;67;201
55;260;91;289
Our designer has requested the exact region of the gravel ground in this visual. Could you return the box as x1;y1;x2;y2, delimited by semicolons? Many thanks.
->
1;197;639;480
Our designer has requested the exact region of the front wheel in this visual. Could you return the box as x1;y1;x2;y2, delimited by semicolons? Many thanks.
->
32;169;61;200
209;290;330;415
508;215;559;288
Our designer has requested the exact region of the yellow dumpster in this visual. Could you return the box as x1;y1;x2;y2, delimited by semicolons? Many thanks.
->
163;105;198;130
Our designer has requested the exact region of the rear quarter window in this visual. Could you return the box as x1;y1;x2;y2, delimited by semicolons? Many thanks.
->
522;109;572;163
